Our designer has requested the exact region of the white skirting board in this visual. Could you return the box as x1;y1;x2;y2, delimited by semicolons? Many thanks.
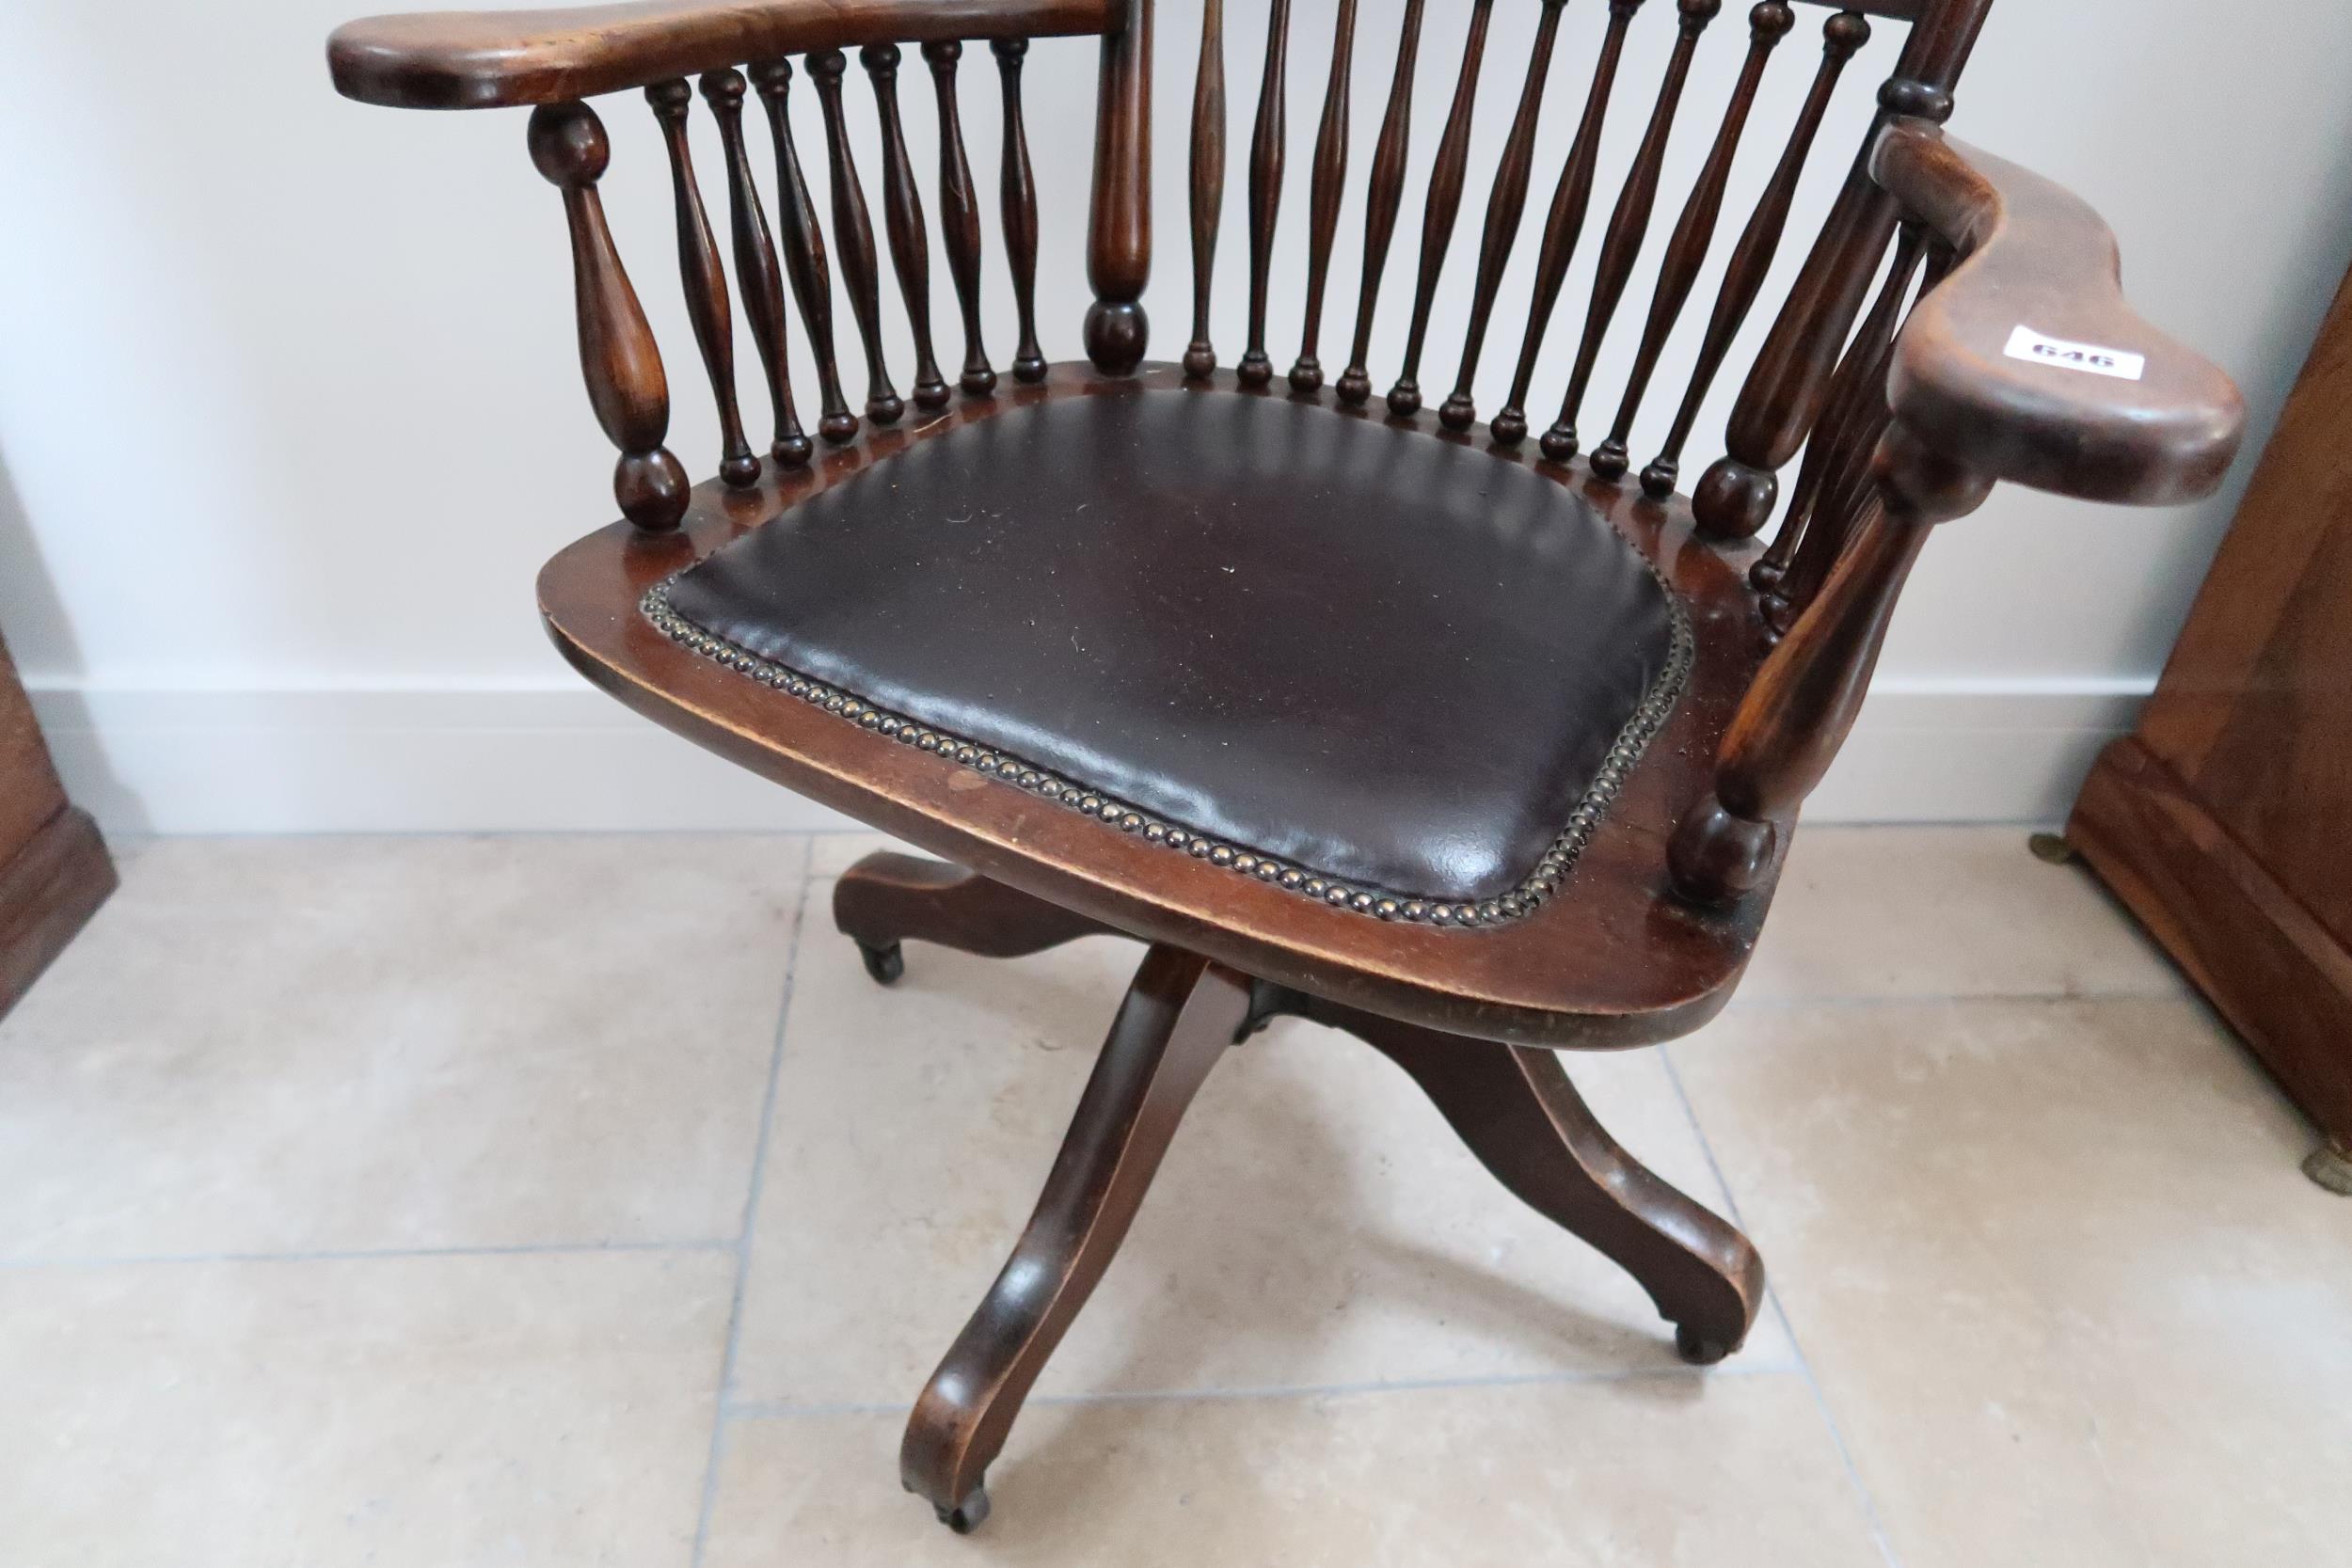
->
27;681;2149;835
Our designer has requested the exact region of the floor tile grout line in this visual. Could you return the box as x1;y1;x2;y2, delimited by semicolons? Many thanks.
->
0;1237;737;1271
718;1357;1806;1422
1659;1042;1910;1568
691;835;815;1568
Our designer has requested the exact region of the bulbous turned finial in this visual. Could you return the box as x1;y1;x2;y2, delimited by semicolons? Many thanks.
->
528;101;609;186
1086;301;1148;376
1692;456;1778;539
861;41;900;77
1822;9;1871;57
1751;2;1794;40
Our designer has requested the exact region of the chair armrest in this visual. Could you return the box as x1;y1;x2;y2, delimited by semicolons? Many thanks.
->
328;0;1119;109
1869;119;2245;506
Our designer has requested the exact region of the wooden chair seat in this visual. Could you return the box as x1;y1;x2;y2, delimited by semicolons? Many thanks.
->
542;364;1777;1048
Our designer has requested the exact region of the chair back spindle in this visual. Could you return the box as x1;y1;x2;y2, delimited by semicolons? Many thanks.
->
1082;0;1153;375
921;42;997;396
699;70;813;467
809;50;903;424
1335;0;1428;407
994;39;1050;381
750;59;857;444
527;101;690;533
1184;0;1227;377
1640;7;1870;498
1542;0;1721;463
1288;0;1358;392
1386;0;1497;419
1692;0;1996;539
1587;2;1789;481
1492;0;1642;447
863;44;952;410
1436;0;1567;433
1236;0;1292;387
646;78;761;488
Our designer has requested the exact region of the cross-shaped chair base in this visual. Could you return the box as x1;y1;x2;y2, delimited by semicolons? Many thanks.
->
833;850;1767;1532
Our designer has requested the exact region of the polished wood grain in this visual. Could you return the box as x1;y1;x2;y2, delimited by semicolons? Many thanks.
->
1386;0;1493;418
1335;0;1426;407
993;39;1048;381
1492;0;1640;447
1287;0;1356;392
2071;257;2352;1159
1084;0;1153;374
752;58;858;442
863;43;951;409
900;945;1248;1530
528;100;691;532
1543;0;1720;463
1644;7;1867;497
1588;1;1789;480
701;69;813;467
922;41;996;395
1183;0;1225;378
0;632;114;1023
330;0;1120;108
809;49;903;423
1437;0;1565;434
1236;0;1291;388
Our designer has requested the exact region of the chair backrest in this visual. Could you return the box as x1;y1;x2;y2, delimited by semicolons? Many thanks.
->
330;0;1993;551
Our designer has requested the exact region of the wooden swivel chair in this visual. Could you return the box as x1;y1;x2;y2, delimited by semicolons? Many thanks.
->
326;0;2244;1531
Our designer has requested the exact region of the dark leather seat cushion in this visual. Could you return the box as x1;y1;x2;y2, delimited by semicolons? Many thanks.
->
654;388;1689;914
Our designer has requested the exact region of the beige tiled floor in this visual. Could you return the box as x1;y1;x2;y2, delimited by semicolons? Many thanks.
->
4;828;2345;1566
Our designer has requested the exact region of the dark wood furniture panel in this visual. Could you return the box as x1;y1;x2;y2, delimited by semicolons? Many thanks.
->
0;630;115;1020
2070;255;2352;1191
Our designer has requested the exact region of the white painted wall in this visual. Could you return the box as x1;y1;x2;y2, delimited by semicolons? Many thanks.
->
2;0;2348;832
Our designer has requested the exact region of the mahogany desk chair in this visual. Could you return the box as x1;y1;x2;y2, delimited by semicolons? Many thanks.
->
327;0;2244;1531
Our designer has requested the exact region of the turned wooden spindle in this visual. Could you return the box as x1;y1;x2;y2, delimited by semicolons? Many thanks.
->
1589;1;1789;481
1768;240;1947;637
1670;420;1994;906
1387;0;1496;419
648;79;760;487
1543;0;1722;464
1184;0;1226;378
1437;0;1567;433
994;39;1048;381
1642;7;1868;498
1236;0;1292;388
1692;0;1994;540
698;70;812;469
1493;0;1643;448
922;42;995;397
1287;0;1357;393
864;44;950;411
751;58;856;444
1752;223;1924;608
808;49;903;424
1086;0;1153;375
527;102;688;533
1335;0;1427;406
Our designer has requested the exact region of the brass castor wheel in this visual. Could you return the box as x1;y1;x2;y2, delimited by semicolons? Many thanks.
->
2305;1141;2352;1196
933;1481;990;1534
2026;832;2078;865
1675;1323;1733;1366
855;940;904;986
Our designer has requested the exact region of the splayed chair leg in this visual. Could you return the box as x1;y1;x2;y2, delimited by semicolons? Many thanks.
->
1302;997;1765;1363
833;850;1129;982
899;945;1251;1529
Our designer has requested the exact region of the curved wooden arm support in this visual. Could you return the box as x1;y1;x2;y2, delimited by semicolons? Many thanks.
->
330;0;1120;109
1870;120;2245;505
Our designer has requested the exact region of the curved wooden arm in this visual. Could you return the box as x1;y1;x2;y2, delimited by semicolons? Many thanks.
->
329;0;1117;109
1870;119;2244;506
